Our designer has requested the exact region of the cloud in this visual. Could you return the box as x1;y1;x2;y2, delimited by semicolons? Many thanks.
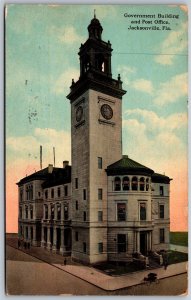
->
53;68;79;95
131;79;154;95
117;65;136;86
154;22;188;65
154;72;188;105
122;109;187;171
50;25;85;45
7;127;71;169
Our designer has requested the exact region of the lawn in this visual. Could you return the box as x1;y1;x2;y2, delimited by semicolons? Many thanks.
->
170;232;188;246
167;251;188;265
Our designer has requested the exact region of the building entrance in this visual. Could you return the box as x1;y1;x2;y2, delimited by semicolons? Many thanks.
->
140;232;147;255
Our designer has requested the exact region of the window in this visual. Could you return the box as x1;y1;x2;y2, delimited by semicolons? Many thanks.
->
76;201;78;210
26;227;28;239
45;190;48;199
98;242;103;253
98;157;102;169
75;178;78;189
83;189;86;200
44;205;48;219
114;177;121;191
117;203;126;221
83;242;86;253
64;205;69;220
20;190;23;202
140;177;145;191
57;187;61;197
159;205;164;219
57;204;61;220
19;207;22;219
83;211;86;221
98;188;103;200
160;228;165;243
117;234;126;253
132;177;138;191
160;186;164;196
146;178;149;191
140;203;146;220
30;206;33;219
98;211;103;221
64;185;68;196
25;206;28;219
30;227;33;240
75;231;78;242
51;189;54;198
51;204;54;220
123;177;129;191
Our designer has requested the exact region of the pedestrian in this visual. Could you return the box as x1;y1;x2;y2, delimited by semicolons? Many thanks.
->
24;241;26;249
64;258;67;265
28;242;30;249
18;239;21;249
162;251;168;270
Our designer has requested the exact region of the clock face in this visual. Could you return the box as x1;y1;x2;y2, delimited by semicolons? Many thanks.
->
76;106;83;122
101;104;113;120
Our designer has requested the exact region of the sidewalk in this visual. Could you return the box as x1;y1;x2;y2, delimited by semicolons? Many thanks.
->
6;236;188;291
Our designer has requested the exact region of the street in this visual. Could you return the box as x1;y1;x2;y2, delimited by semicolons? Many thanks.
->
6;245;187;296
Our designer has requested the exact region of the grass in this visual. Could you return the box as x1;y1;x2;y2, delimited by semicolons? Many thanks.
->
167;250;188;265
170;232;188;246
94;261;145;276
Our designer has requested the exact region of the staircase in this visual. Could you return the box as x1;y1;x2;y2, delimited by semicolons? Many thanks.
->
147;256;162;270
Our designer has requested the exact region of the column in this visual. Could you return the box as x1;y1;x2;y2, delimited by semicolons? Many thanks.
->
129;176;132;191
41;226;45;247
32;225;37;246
47;227;51;250
60;228;65;255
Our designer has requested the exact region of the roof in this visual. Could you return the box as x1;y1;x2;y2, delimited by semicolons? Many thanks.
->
106;155;154;176
17;166;71;188
151;172;172;184
42;166;71;188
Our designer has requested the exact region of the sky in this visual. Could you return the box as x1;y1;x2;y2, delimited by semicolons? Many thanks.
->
6;4;188;232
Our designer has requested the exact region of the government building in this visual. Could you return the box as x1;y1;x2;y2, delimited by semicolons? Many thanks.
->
17;16;171;265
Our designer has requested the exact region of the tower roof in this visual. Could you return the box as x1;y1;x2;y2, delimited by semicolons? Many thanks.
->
87;15;103;40
106;155;154;176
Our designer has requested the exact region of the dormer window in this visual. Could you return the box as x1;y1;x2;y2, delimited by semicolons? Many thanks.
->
114;177;121;191
140;177;145;191
132;177;138;191
123;177;129;191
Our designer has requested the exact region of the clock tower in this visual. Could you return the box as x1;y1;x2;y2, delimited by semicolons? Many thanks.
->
67;15;126;264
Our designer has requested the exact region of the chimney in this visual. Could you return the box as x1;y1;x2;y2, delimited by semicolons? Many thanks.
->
48;164;53;174
63;160;69;168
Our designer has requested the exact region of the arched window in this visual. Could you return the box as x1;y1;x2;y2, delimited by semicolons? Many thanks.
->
51;204;54;220
30;205;33;219
146;178;149;191
44;204;48;219
57;204;61;220
140;177;145;191
123;177;129;191
114;177;121;191
132;177;138;191
95;54;105;72
25;206;28;219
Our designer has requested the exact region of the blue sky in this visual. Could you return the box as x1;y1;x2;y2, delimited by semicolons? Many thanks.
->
6;4;188;231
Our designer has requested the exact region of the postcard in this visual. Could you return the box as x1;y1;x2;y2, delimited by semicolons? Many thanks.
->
5;4;188;295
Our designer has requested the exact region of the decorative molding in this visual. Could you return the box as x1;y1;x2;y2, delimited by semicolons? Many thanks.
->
98;96;115;104
75;120;85;129
74;97;85;107
98;119;115;126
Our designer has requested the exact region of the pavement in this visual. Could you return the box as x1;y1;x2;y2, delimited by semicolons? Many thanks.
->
6;236;188;291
